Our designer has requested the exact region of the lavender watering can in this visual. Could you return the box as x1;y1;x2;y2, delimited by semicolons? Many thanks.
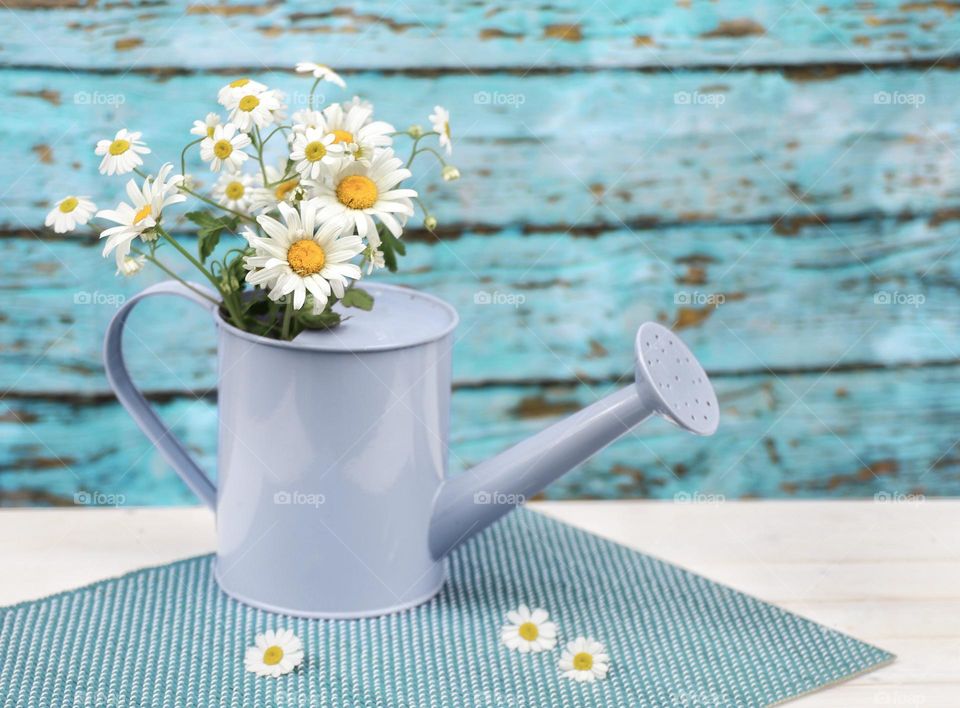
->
104;280;719;618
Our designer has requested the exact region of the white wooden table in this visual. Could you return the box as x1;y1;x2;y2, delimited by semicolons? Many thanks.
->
1;501;956;706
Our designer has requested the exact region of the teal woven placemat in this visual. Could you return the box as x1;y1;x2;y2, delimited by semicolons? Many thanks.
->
0;509;891;707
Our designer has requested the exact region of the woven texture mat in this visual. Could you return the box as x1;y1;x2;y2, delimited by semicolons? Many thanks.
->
0;509;892;707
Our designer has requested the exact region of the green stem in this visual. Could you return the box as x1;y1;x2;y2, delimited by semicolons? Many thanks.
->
179;185;256;224
309;78;322;109
136;251;220;306
410;146;448;167
281;298;294;340
180;137;203;177
253;126;269;184
261;125;292;144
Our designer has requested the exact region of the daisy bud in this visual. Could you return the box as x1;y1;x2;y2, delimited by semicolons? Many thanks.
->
441;165;460;182
116;255;145;277
408;124;424;138
424;215;438;231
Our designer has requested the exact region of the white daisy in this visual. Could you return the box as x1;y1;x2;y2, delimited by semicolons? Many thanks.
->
295;62;346;88
289;128;343;180
289;109;326;141
217;77;268;109
321;100;394;158
228;88;285;133
500;605;558;653
200;123;251;173
429;106;452;155
96;163;186;266
116;254;145;277
250;164;302;214
243;629;304;678
558;637;610;683
190;112;221;139
244;199;364;311
95;129;150;176
306;148;416;245
212;172;255;212
45;195;96;234
441;165;460;182
362;245;385;274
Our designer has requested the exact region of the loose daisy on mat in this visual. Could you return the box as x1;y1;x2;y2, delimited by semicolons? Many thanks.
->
243;199;364;311
217;77;268;109
212;172;255;213
95;129;150;176
295;62;346;88
191;112;221;139
501;605;558;653
116;254;145;277
306;147;416;245
558;637;610;683
244;629;304;678
45;195;96;234
229;88;285;132
97;163;186;266
289;128;343;180
200;123;251;172
429;105;452;155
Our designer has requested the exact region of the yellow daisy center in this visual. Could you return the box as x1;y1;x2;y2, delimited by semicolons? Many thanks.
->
262;645;284;666
229;78;250;88
573;652;594;671
108;139;130;155
287;239;326;276
133;204;152;224
518;622;539;641
304;141;327;162
239;95;260;112
444;121;451;138
336;175;378;210
225;181;245;200
206;125;216;138
330;129;354;144
275;177;299;201
59;197;79;213
213;139;233;159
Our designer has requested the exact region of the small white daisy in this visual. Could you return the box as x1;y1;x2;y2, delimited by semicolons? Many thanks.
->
190;112;221;139
306;148;416;245
229;88;285;133
321;100;394;157
558;637;610;683
116;254;145;277
97;163;186;266
95;129;150;176
243;629;304;678
289;128;343;180
295;62;346;88
289;109;326;141
45;195;96;234
200;123;251;172
212;172;255;212
500;605;558;653
362;245;385;274
244;199;364;311
429;106;452;155
441;165;460;182
250;164;301;214
217;77;268;109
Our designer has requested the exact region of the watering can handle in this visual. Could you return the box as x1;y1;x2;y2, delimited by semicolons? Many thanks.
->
103;280;220;509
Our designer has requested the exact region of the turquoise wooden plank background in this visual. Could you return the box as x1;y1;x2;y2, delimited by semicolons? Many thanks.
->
1;0;958;505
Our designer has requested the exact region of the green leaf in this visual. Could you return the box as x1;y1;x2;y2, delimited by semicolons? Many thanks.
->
378;227;405;273
185;210;238;263
294;309;342;330
340;287;374;311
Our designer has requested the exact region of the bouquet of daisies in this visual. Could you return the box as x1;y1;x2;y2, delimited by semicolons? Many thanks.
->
48;62;459;340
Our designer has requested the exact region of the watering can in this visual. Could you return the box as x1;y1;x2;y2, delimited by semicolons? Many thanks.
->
104;281;719;618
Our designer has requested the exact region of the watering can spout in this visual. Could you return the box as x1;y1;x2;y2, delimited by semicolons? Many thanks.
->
429;322;719;559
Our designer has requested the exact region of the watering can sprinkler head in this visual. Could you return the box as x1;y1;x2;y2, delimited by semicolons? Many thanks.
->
633;322;719;436
429;322;719;559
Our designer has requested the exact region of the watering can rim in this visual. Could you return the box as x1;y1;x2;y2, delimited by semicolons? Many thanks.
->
209;282;460;353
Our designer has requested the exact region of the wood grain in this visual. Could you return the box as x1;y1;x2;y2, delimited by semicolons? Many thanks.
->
2;364;958;505
3;0;959;69
1;216;956;394
3;69;958;231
